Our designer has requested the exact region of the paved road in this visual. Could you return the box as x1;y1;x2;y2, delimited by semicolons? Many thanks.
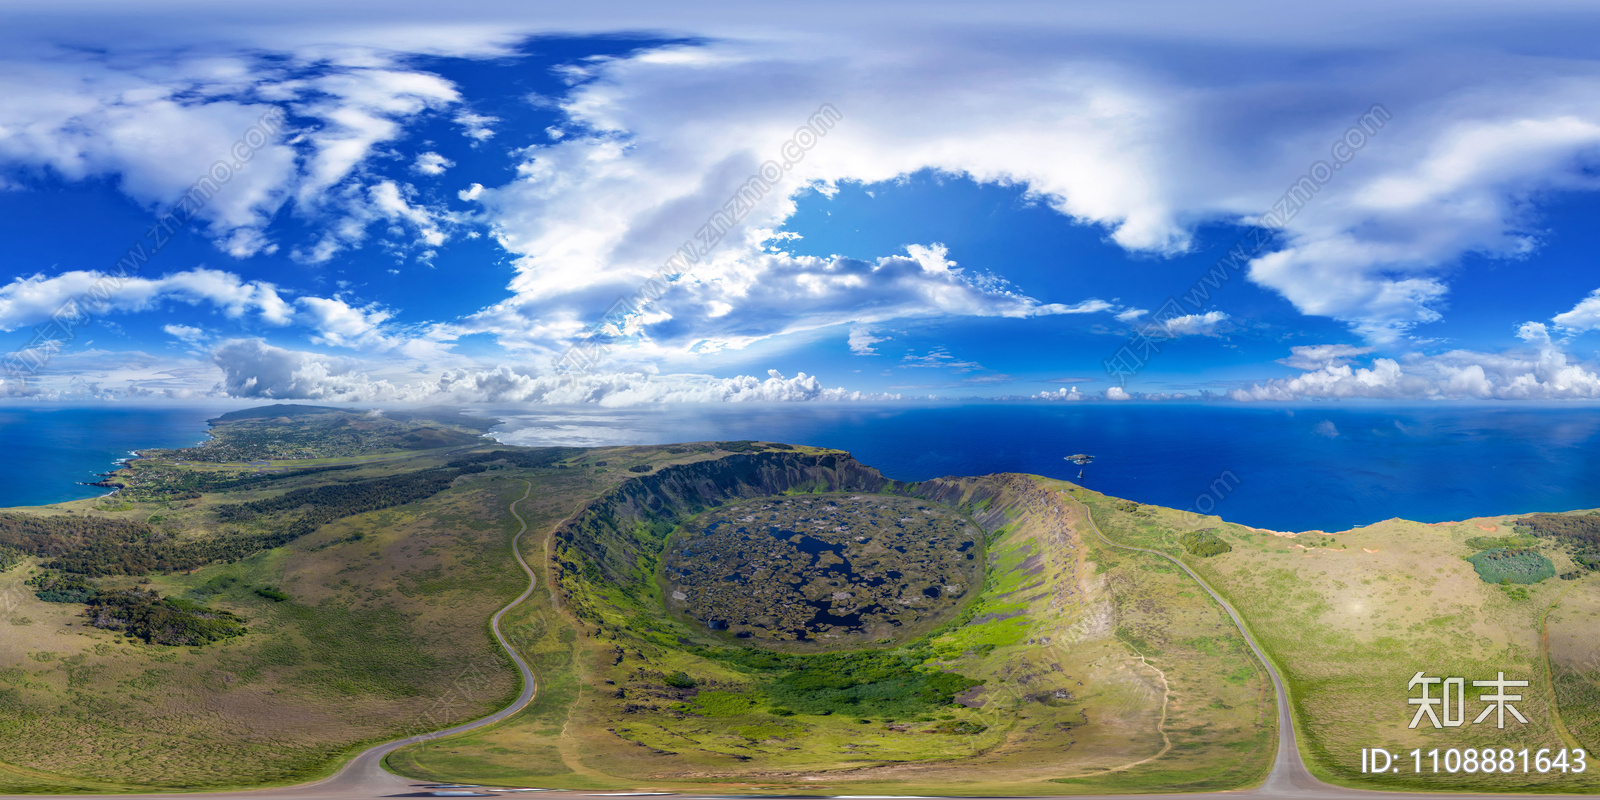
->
1;484;1580;799
1069;497;1333;797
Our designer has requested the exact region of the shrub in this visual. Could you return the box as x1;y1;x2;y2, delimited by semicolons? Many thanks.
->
0;545;24;573
1467;548;1555;585
86;590;247;646
663;671;698;688
628;464;653;473
27;572;97;603
254;587;290;602
1180;530;1233;558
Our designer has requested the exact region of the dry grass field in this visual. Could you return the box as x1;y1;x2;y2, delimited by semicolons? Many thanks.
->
1073;486;1600;793
0;455;589;792
4;428;1585;796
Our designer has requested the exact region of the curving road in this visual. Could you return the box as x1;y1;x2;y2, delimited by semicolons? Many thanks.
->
1069;496;1335;797
0;481;543;800
0;483;1580;800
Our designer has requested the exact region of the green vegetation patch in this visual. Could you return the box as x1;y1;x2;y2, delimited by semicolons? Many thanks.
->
1465;547;1555;585
86;589;247;646
27;571;98;603
1180;529;1233;557
0;543;24;572
1465;534;1538;550
692;690;758;716
254;586;290;601
704;645;984;718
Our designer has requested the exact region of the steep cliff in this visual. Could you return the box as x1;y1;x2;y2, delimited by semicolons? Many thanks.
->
553;450;905;613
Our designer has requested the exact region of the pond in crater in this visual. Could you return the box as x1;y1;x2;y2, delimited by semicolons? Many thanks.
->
659;493;984;650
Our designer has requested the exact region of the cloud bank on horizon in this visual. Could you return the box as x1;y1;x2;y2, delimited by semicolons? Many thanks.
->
4;0;1600;404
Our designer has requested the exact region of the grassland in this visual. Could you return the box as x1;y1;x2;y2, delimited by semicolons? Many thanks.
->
388;468;1275;795
0;448;577;791
1072;486;1600;793
6;412;1589;796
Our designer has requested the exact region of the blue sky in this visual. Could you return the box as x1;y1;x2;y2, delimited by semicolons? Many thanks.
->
3;1;1600;405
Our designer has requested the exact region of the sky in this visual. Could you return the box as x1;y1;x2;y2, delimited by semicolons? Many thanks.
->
4;1;1600;405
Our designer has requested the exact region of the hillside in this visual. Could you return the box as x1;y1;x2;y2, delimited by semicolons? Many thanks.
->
0;418;1593;795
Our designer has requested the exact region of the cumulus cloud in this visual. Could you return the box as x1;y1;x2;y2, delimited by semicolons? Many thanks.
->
211;338;398;401
1314;420;1340;437
11;6;1600;388
1037;386;1087;401
1158;310;1230;337
1552;289;1600;332
0;49;468;258
296;296;395;348
0;268;293;331
209;338;894;405
433;29;1600;350
412;151;454;176
454;110;499;141
1233;341;1600;400
162;324;209;345
448;243;1113;357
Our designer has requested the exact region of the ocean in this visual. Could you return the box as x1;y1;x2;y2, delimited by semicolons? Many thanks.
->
0;405;222;507
4;402;1600;533
488;403;1600;532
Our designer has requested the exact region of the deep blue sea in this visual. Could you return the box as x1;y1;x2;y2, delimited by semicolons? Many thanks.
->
5;402;1600;533
0;405;221;507
489;403;1600;532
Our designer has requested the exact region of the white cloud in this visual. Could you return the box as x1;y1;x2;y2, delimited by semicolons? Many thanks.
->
1115;307;1148;322
1036;386;1087;401
448;238;1115;359
1278;343;1375;370
162;323;209;345
454;110;499;141
211;338;400;401
412;151;454;175
848;325;888;355
295;179;452;262
8;7;1600;373
438;31;1600;351
1517;321;1552;344
1314;419;1340;437
1232;341;1600;400
898;347;985;372
208;337;897;405
1105;386;1131;400
0;268;293;331
0;60;298;256
293;69;460;201
296;296;395;348
1552;289;1600;332
1158;310;1230;337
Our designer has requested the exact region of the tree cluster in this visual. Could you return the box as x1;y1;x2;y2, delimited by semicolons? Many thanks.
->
86;589;247;645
